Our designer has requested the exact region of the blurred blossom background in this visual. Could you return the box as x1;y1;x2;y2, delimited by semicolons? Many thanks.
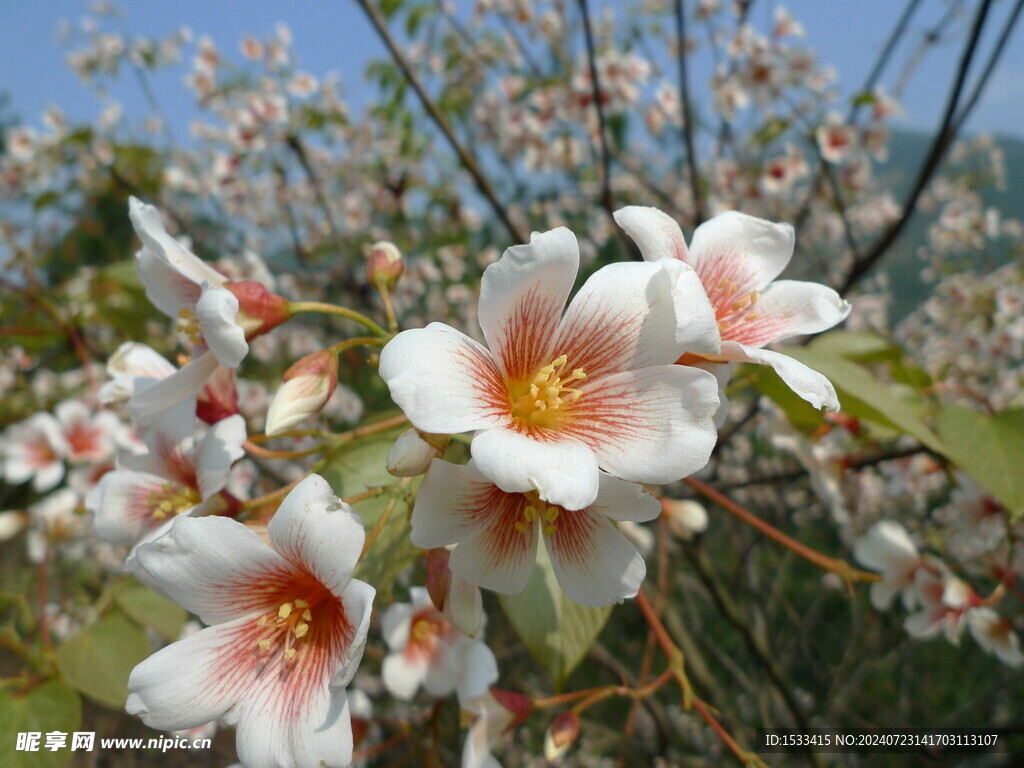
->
1;0;1023;766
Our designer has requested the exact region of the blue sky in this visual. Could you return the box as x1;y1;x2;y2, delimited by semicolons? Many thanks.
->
1;0;1022;139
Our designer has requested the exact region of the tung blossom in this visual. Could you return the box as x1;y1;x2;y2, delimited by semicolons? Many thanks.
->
380;227;721;511
126;474;375;768
614;206;851;412
853;521;923;610
86;399;245;550
411;460;661;606
127;197;289;423
2;412;68;492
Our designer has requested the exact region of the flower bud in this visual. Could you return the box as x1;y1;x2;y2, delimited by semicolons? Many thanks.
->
225;280;291;337
544;711;580;760
661;498;708;541
365;241;404;289
386;428;447;477
265;350;338;436
489;687;533;730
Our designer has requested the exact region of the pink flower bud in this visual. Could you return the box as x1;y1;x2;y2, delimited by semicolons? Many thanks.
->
225;280;291;338
544;711;580;760
264;350;338;436
489;687;533;730
365;241;404;289
385;428;446;477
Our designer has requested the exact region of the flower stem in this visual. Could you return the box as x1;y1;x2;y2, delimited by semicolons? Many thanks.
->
684;477;880;587
288;301;390;338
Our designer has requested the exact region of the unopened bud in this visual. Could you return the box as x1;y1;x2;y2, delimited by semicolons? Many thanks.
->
365;241;404;289
226;280;291;337
386;429;447;477
544;711;580;760
489;687;533;730
661;498;708;541
0;511;27;542
425;548;452;612
265;350;338;436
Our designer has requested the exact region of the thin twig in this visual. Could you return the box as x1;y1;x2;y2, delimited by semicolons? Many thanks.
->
673;0;705;225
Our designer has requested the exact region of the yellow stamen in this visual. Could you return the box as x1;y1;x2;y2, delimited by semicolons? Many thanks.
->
509;354;587;429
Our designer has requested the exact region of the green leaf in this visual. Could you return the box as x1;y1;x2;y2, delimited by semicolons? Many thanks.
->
114;580;188;642
499;545;612;689
55;612;150;710
740;362;826;436
0;681;82;768
785;347;944;452
808;330;903;363
936;406;1024;520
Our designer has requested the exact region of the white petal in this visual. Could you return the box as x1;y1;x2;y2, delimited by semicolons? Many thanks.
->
455;638;499;703
545;507;646;606
724;280;851;347
449;516;539;596
471;428;600;511
130;197;227;289
195;414;247;499
135;398;197;479
196;286;248;367
479;227;577;381
566;365;719;486
588;474;661;523
107;341;177;380
661;258;721;355
445;574;484;638
382;652;429;701
687;210;794;293
126;618;250;730
412;459;509;548
136;247;203;318
379;324;509;434
715;342;840;411
128;351;219;427
234;682;353;768
268;474;364;597
380;602;413;652
553;260;684;379
133;515;292;624
330;578;375;691
88;469;173;546
613;206;689;263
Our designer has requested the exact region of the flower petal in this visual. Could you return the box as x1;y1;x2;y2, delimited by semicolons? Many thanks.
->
471;427;600;510
723;280;851;347
687;210;794;294
566;365;719;485
545;507;646;606
194;414;247;499
330;578;375;691
662;258;721;355
88;469;172;545
379;324;509;434
133;515;293;624
267;474;365;597
613;205;688;262
411;460;503;548
553;260;684;379
128;350;220;427
588;474;661;523
129;197;227;290
714;342;840;411
136;247;203;318
126;618;251;730
196;286;248;367
450;521;539;596
479;227;578;381
382;652;429;701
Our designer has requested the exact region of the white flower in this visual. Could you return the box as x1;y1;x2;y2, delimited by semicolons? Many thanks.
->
126;474;375;768
615;206;851;412
853;521;922;611
968;608;1023;668
86;399;245;550
380;587;497;702
412;460;661;606
903;568;972;644
386;429;445;478
380;227;720;511
3;412;68;492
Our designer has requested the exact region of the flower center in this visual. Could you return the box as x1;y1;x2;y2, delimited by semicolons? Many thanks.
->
177;308;203;344
710;277;759;337
146;483;201;521
516;490;560;536
255;597;317;666
509;355;586;429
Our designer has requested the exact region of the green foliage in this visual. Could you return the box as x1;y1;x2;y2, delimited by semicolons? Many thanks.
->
936;406;1024;519
0;681;82;768
113;581;188;643
499;545;611;690
55;611;150;710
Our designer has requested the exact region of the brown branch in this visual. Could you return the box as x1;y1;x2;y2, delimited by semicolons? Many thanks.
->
673;0;705;226
835;0;994;295
355;0;527;244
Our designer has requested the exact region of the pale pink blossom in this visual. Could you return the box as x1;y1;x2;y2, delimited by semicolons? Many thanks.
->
615;206;851;412
126;474;375;768
853;521;923;610
3;413;68;492
380;227;721;511
968;608;1023;668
